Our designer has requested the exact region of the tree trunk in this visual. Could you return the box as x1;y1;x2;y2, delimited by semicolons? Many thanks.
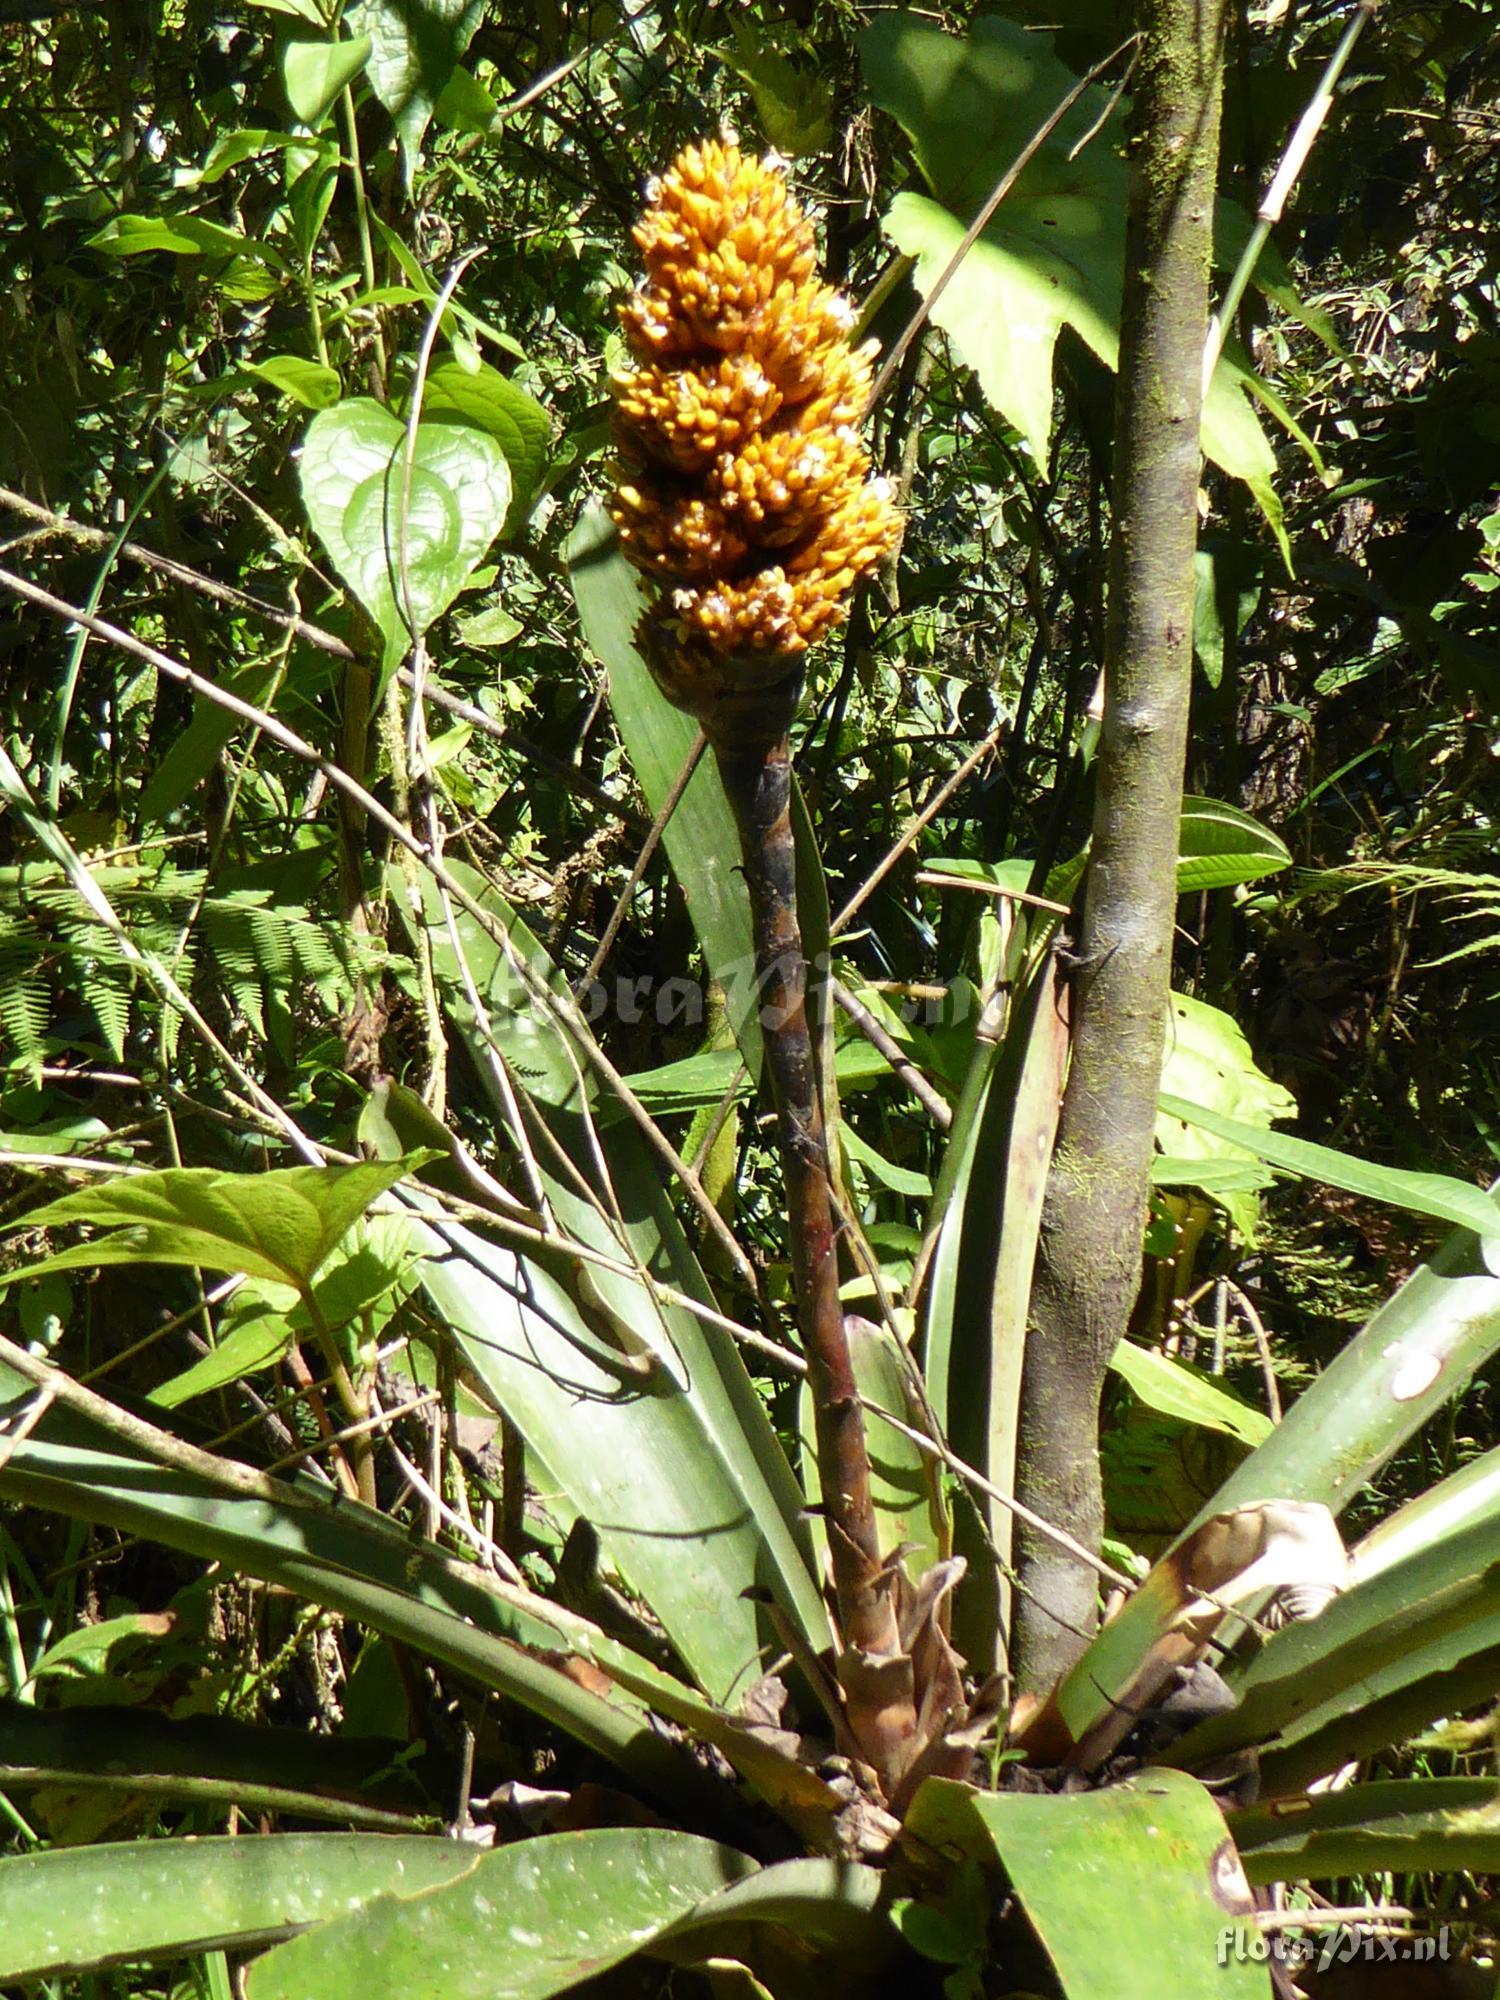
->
1013;0;1231;1691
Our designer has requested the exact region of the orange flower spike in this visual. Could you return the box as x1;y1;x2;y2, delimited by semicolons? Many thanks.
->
610;139;900;691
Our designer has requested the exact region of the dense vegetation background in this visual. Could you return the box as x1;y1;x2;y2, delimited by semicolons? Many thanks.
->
1;0;1498;1994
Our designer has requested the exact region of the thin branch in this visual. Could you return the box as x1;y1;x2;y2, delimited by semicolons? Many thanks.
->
830;719;1006;937
830;978;951;1128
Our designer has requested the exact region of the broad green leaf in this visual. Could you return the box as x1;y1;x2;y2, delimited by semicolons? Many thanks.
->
904;1773;1264;1999
147;1303;294;1408
839;1118;932;1198
0;1697;428;1830
434;64;498;134
196;129;301;185
0;1834;478;1983
299;398;510;678
368;867;830;1693
88;214;282;270
725;24;833;157
0;1384;702;1809
1176;796;1290;893
921;947;1068;1667
1351;1442;1500;1583
1110;1341;1273;1449
416;360;550;535
656;1855;889;1959
1158;1093;1500;1244
374;1128;828;1700
280;33;372;127
614;1039;886;1121
247;353;342;407
1151;1156;1268;1195
862;15;1287;549
246;1829;757;2000
1165;1511;1500;1792
247;0;329;22
1185;1185;1500;1554
1231;1779;1500;1885
1157;993;1295;1240
567;506;761;1074
802;1315;947;1579
347;0;483;182
139;658;284;822
32;1607;174;1679
4;1159;422;1293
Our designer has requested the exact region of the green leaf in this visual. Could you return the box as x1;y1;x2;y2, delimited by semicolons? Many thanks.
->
4;1159;423;1293
280;33;373;127
147;1304;294;1409
0;1697;429;1831
299;397;511;679
434;64;497;134
1158;1093;1500;1244
1231;1779;1500;1885
1110;1341;1272;1448
139;658;284;823
1176;796;1290;893
904;1772;1265;1999
245;1829;758;2000
0;1402;696;1808
246;0;329;22
862;15;1285;547
88;214;280;269
725;25;833;157
1166;1511;1500;1793
246;354;343;408
196;129;301;185
803;1316;947;1579
1157;993;1293;1241
839;1120;932;1198
1197;1184;1500;1539
346;0;483;183
416;360;549;536
371;1112;829;1699
365;858;829;1694
567;506;761;1074
0;1835;479;1983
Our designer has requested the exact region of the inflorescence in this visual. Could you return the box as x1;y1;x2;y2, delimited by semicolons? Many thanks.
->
610;139;900;703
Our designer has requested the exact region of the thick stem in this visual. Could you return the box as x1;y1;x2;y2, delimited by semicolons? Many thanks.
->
713;699;906;1704
1014;0;1229;1692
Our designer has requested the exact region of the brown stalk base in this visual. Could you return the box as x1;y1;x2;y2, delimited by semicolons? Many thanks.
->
706;676;915;1782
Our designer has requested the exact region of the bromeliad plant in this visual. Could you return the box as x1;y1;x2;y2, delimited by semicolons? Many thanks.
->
5;14;1500;2000
608;138;951;1799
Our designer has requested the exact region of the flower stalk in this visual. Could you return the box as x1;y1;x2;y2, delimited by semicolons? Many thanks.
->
610;141;913;1776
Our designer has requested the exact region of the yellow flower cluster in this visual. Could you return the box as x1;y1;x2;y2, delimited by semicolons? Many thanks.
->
610;140;900;699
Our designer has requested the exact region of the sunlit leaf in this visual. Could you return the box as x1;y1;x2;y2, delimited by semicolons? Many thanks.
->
299;398;510;679
280;33;372;127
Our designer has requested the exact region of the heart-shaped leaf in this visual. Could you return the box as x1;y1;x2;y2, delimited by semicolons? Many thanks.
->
417;360;549;536
347;0;482;182
281;33;373;129
299;397;510;679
